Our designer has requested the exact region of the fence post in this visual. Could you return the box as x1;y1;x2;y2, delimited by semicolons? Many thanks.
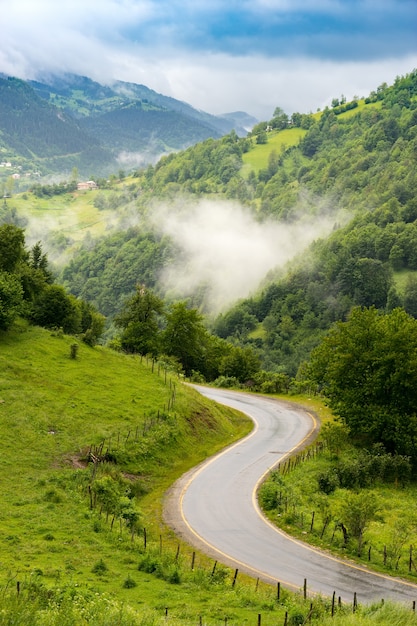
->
331;591;335;617
277;581;281;601
232;569;238;587
310;512;315;533
303;578;307;600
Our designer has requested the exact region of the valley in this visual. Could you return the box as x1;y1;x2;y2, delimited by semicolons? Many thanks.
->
1;68;417;624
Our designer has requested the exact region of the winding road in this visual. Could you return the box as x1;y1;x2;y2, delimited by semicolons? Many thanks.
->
164;386;417;605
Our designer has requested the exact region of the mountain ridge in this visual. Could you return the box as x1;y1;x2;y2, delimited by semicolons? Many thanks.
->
0;72;257;178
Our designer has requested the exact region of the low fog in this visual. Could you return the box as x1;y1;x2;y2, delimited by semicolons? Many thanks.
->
152;199;337;315
19;193;340;316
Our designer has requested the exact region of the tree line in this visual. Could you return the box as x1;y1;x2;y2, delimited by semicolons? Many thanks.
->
0;223;104;344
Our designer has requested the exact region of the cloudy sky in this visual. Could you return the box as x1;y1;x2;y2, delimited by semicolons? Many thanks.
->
1;0;416;120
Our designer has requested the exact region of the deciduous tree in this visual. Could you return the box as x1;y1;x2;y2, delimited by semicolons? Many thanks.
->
114;284;164;356
309;307;417;460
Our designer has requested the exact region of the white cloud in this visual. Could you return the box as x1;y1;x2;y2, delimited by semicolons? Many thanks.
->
244;0;346;13
140;53;417;119
0;1;416;119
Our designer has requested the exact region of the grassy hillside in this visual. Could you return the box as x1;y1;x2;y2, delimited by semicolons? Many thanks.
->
10;187;117;250
2;322;417;624
2;323;417;624
241;127;306;175
0;321;251;597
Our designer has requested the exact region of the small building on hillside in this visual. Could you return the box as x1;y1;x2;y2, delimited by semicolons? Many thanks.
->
77;181;98;191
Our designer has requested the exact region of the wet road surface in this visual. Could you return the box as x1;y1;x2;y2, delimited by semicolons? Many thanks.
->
165;386;417;605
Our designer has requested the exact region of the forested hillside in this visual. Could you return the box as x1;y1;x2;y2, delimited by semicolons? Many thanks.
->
60;70;417;377
0;77;113;175
0;73;254;178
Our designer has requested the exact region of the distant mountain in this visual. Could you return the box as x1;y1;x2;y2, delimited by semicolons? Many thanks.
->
109;78;258;136
0;73;257;178
0;76;113;176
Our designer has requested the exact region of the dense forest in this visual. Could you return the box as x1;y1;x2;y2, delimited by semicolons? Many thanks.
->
59;70;417;377
0;77;113;175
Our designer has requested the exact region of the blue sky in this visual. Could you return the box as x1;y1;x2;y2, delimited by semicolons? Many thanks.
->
1;0;416;119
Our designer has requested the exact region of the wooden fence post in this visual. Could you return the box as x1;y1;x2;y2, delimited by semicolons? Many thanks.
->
310;512;315;533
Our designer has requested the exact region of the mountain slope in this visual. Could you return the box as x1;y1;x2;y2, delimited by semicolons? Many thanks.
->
0;76;113;173
0;321;250;611
26;73;256;168
80;100;225;155
0;73;256;178
57;70;417;376
110;78;257;136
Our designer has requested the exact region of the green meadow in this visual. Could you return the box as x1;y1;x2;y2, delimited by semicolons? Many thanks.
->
241;127;306;175
12;189;113;241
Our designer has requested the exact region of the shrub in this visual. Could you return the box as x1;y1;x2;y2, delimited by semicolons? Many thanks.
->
91;559;108;575
122;575;137;589
258;481;280;510
318;471;339;494
212;376;241;388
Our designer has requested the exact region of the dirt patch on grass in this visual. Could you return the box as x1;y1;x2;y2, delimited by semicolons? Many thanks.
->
186;408;218;432
61;454;89;469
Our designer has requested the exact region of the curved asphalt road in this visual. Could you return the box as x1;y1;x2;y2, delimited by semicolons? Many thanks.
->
164;386;417;606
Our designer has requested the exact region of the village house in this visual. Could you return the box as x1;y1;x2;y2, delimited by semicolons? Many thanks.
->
77;180;98;191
